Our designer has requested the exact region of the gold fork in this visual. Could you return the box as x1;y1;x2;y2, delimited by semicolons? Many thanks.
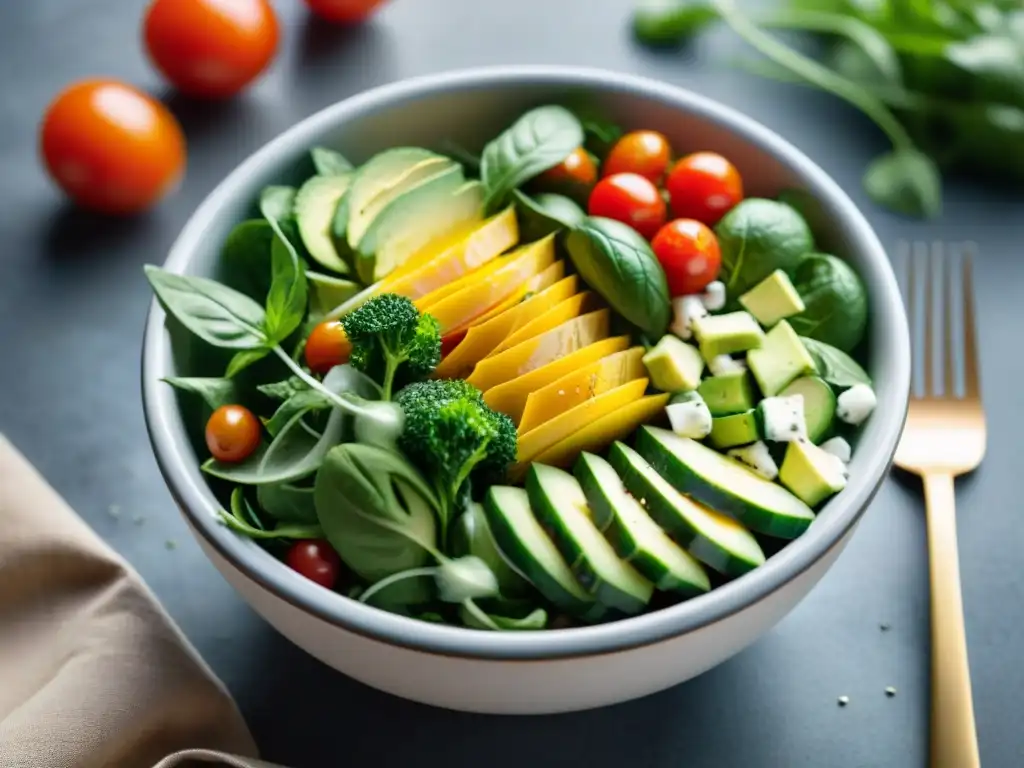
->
894;242;986;768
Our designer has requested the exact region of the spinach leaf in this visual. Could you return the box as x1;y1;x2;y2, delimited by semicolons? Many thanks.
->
162;376;243;411
219;487;323;540
800;336;872;387
788;253;868;352
565;216;671;336
262;191;309;344
480;105;585;212
513;189;586;242
265;388;333;437
311;147;353;176
220;220;275;301
256;482;318;524
460;599;548;630
314;443;440;584
863;148;942;218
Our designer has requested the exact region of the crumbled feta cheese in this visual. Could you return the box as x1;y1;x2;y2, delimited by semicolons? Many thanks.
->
707;354;746;377
727;441;779;480
836;384;876;426
818;448;850;486
701;280;726;311
666;398;712;439
670;295;708;340
819;436;852;464
760;394;807;442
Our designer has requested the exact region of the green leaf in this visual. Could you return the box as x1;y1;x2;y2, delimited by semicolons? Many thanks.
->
220;220;275;302
788;253;869;352
265;388;333;437
256;482;318;524
219;487;323;540
450;502;532;598
257;376;307;401
632;0;718;47
225;347;271;378
144;265;269;349
862;148;942;218
262;190;309;344
800;336;872;388
513;190;586;241
311;147;353;176
459;599;548;630
435;556;500;603
161;377;242;411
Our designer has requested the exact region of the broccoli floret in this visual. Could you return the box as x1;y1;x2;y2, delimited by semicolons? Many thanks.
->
339;294;441;399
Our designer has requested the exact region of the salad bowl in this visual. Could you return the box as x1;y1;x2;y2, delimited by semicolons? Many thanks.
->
142;65;910;714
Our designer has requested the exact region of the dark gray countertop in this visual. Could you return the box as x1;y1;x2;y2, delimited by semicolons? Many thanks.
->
1;1;1022;766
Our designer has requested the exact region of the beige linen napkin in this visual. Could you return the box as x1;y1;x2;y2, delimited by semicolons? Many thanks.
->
0;434;286;768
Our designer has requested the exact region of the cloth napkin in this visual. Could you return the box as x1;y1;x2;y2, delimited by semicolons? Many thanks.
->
0;434;287;768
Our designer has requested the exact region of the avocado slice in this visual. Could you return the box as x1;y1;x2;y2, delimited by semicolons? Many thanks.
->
708;410;761;449
642;335;704;393
739;269;806;327
697;370;756;416
295;174;354;274
692;311;765;361
779;439;848;507
747;320;817;396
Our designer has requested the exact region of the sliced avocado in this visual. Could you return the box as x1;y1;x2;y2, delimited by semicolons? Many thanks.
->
747;320;816;396
693;311;765;361
306;271;361;320
739;269;806;327
779;439;848;507
295;174;354;274
698;370;756;416
779;376;836;443
708;410;761;449
642;335;704;393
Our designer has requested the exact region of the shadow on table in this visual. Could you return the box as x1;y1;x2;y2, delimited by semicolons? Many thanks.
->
39;203;156;265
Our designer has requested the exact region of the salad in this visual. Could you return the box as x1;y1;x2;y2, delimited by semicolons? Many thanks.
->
146;103;876;631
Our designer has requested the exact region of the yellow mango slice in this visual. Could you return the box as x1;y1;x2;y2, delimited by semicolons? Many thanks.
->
514;378;651;470
467;308;610;393
452;260;566;334
487;291;595;358
530;393;671;469
518;346;647;435
483;336;631;423
420;236;557;334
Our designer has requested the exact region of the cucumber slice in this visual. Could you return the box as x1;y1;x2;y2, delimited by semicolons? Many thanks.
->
608;442;765;577
482;486;606;620
636;427;815;540
779;376;836;444
295;174;354;274
526;464;654;614
575;452;711;596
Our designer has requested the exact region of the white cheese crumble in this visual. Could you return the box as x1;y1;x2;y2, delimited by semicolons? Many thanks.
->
819;436;852;464
727;441;779;480
666;398;712;439
817;447;850;486
707;354;746;377
760;394;808;442
836;384;876;426
701;280;726;311
670;295;708;340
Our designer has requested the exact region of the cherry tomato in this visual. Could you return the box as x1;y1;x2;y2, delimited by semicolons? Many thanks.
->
538;147;598;188
602;130;672;183
205;404;261;463
587;172;667;240
286;540;342;589
303;0;389;23
651;219;722;297
39;80;185;215
665;152;744;226
144;0;279;98
305;319;349;374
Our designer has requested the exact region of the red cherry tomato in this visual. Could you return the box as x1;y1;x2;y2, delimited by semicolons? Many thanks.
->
304;320;349;374
205;405;261;463
303;0;389;23
587;173;667;240
39;79;186;215
286;540;342;589
144;0;279;98
538;147;598;188
602;130;672;183
665;152;744;226
651;219;722;296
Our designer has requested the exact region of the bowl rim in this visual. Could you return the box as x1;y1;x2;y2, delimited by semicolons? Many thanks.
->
142;64;910;661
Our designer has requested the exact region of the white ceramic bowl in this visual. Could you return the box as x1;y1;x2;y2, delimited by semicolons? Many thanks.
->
142;65;910;715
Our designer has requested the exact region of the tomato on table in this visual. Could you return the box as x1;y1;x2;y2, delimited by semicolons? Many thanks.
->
602;130;672;183
665;152;744;226
303;0;389;22
40;79;186;215
144;0;279;98
587;172;667;240
286;540;342;589
205;405;261;463
305;319;350;374
651;219;722;297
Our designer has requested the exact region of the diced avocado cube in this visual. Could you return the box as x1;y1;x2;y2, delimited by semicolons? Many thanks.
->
708;410;761;449
692;311;765;361
747;320;816;396
779;440;848;507
739;269;806;327
643;335;704;393
698;371;756;416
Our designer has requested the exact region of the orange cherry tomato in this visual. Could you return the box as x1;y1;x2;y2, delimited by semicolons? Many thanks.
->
587;172;666;240
40;79;186;215
205;405;261;463
305;320;349;374
144;0;279;98
538;147;598;188
602;130;672;183
303;0;389;22
651;219;722;297
665;152;744;227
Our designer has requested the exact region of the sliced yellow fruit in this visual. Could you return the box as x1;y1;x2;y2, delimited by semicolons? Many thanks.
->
488;291;595;358
483;336;631;423
530;393;670;469
452;260;566;334
420;236;557;334
518;347;647;435
514;378;651;469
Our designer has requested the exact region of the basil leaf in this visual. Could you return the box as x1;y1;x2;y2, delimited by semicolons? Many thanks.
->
225;347;271;378
800;336;872;388
220;220;275;302
788;253;868;352
265;388;333;437
261;188;309;343
161;377;243;411
513;190;586;242
480;105;584;212
311;147;353;176
144;265;269;349
256;482;318;524
258;376;307;401
219;487;323;540
565;216;670;336
862;148;942;219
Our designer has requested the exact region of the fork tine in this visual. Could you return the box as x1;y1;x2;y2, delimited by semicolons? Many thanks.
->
962;245;980;398
942;243;956;398
922;242;935;396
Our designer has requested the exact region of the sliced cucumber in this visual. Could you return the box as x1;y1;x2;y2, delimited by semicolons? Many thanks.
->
636;427;815;540
526;464;654;614
780;376;836;444
574;452;710;596
608;442;765;577
295;174;354;274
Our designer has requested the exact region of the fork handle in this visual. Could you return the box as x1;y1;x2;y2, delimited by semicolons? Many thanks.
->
923;472;981;768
